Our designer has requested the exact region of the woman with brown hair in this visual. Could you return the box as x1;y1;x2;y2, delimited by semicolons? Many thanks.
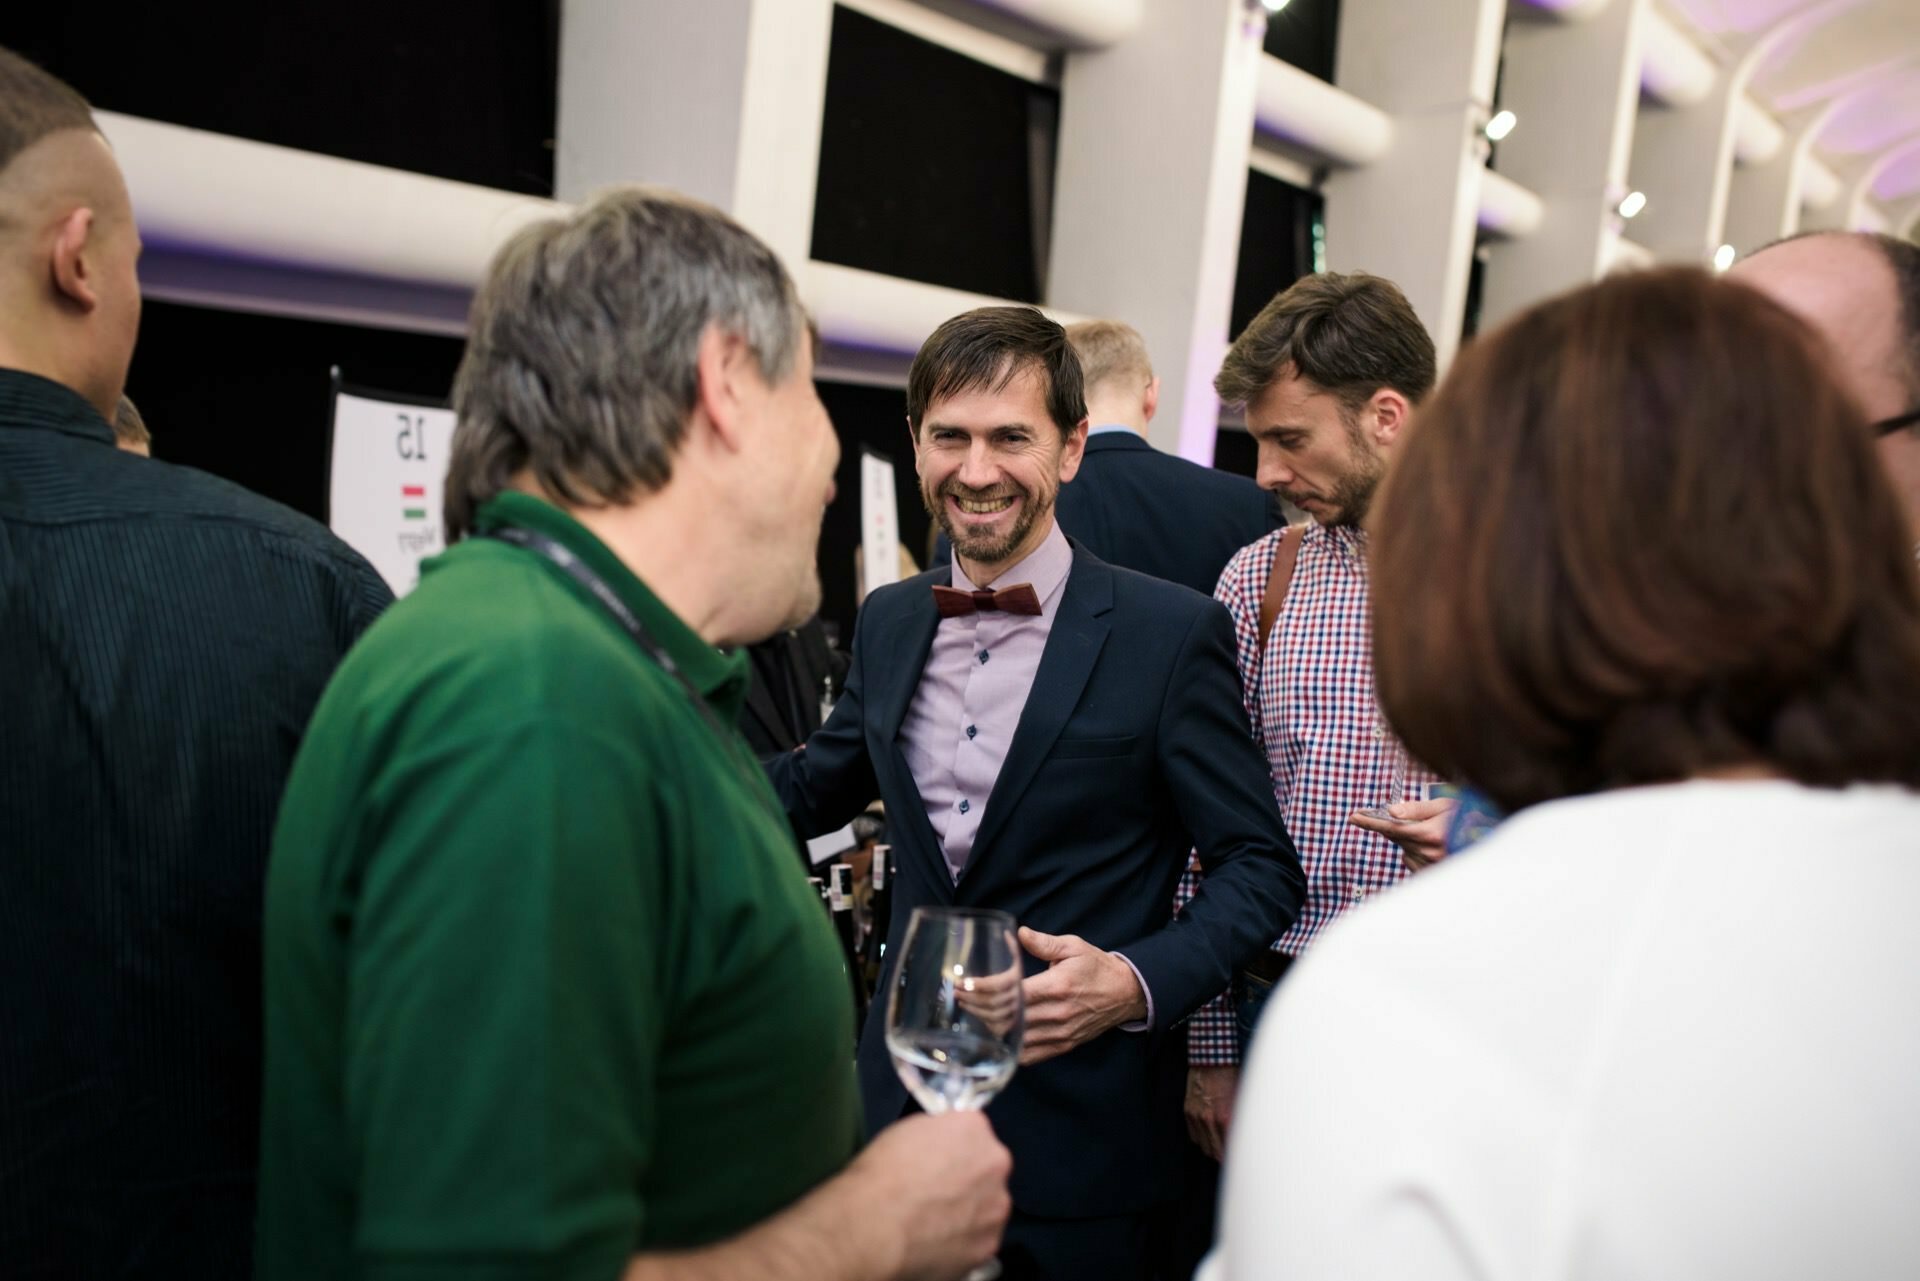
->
1206;268;1920;1281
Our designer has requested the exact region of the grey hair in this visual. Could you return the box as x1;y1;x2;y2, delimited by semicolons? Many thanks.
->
444;185;806;538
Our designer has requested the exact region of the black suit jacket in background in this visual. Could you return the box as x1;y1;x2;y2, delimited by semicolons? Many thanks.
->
932;432;1280;596
739;616;847;756
764;542;1303;1219
1056;431;1280;596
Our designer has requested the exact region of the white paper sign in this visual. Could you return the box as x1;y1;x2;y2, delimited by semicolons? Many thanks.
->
328;390;458;596
861;449;900;599
807;822;858;867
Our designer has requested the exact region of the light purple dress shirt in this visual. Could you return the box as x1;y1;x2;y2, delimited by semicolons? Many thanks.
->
902;522;1073;882
899;521;1154;1028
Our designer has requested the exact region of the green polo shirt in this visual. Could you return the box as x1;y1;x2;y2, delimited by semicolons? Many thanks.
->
258;493;859;1280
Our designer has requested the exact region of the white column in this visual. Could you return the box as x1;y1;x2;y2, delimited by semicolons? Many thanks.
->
1725;104;1828;250
1321;0;1509;371
1046;0;1265;463
1479;0;1648;330
1846;138;1920;232
1628;98;1744;260
555;0;835;268
1900;196;1920;241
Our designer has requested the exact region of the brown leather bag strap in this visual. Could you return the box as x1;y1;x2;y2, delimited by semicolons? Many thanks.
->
1257;526;1303;655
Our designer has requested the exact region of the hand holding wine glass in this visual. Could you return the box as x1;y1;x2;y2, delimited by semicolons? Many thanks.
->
887;907;1024;1113
886;908;1024;1279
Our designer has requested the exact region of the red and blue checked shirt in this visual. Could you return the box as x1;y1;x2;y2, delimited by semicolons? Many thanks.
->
1177;523;1436;1065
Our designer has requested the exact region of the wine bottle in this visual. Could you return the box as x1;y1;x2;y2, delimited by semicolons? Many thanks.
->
829;862;867;1020
866;843;894;991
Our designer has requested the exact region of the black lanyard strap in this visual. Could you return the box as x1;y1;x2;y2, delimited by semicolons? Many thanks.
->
481;526;767;796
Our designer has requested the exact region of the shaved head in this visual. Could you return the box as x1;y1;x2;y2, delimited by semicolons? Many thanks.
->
1731;233;1913;421
0;48;141;420
1733;231;1920;548
0;44;92;174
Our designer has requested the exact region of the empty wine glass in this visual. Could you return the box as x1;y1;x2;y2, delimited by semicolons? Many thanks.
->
885;907;1023;1280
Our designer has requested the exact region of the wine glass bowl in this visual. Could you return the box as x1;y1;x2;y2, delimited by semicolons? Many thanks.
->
884;907;1022;1281
885;907;1023;1115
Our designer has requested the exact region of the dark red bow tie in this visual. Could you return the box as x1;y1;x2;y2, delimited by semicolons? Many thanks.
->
931;582;1043;618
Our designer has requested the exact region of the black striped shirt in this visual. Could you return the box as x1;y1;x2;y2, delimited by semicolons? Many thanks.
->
0;368;392;1278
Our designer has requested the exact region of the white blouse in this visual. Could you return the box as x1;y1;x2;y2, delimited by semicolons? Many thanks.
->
1206;780;1920;1281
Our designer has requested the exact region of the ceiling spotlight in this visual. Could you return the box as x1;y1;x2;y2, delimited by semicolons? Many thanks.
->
1616;190;1648;219
1713;243;1737;272
1484;110;1517;142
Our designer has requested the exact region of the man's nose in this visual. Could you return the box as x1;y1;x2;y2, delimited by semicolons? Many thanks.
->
1257;456;1294;491
957;440;999;488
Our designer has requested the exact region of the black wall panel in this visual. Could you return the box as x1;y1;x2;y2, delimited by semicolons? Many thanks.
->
812;5;1059;304
1263;0;1342;84
814;379;931;646
125;301;466;524
1232;169;1324;339
5;1;559;196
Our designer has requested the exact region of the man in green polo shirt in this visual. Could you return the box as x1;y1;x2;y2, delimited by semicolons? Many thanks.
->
260;188;1011;1281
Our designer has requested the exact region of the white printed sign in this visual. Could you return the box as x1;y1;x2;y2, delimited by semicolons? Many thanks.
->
328;390;458;596
861;449;900;599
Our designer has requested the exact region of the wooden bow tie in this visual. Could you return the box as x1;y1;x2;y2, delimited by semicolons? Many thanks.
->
931;583;1042;617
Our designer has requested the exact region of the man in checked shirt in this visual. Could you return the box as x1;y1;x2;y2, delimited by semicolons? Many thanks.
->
1172;272;1456;1238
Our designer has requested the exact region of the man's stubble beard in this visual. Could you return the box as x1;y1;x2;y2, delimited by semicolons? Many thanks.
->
925;479;1052;567
1314;433;1390;529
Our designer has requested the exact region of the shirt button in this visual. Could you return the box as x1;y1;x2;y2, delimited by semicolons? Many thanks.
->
1350;886;1366;903
958;798;971;814
978;651;990;664
1372;725;1385;740
966;725;977;739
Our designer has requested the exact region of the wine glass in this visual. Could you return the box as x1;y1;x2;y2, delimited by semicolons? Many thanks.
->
885;906;1023;1280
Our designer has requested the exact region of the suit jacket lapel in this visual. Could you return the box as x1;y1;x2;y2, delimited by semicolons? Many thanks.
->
867;572;951;900
965;547;1113;876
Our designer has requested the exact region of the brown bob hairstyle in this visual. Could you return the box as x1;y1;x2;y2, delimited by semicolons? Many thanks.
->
1371;267;1920;815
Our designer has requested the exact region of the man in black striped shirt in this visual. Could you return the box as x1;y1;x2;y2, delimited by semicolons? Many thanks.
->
0;47;391;1278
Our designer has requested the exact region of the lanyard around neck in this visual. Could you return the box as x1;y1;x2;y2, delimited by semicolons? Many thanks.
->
481;525;765;791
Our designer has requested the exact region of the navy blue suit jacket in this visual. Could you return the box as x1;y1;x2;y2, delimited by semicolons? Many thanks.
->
765;541;1302;1218
933;432;1280;596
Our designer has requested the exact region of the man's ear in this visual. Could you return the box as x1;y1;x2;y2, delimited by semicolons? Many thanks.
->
694;325;755;451
1058;416;1090;483
49;207;101;311
1142;376;1161;424
1369;388;1413;448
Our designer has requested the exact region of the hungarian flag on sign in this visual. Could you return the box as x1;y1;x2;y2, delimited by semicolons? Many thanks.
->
402;485;427;521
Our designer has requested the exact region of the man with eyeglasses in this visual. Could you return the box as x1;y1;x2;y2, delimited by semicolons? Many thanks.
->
1733;231;1920;562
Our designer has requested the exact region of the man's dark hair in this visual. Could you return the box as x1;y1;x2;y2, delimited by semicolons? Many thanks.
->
1371;266;1920;814
0;47;96;177
1215;271;1436;414
906;306;1087;440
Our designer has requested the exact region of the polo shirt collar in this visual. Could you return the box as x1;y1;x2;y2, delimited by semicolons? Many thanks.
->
471;491;750;714
0;368;115;446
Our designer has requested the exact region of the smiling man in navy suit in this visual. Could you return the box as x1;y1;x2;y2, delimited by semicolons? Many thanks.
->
767;305;1303;1281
